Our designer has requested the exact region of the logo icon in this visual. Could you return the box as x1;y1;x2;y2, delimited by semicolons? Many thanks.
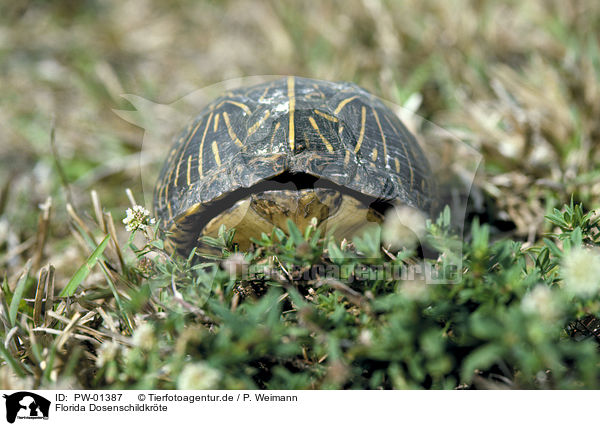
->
3;392;50;424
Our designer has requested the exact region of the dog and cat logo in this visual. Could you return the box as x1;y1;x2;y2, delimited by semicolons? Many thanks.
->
3;392;50;423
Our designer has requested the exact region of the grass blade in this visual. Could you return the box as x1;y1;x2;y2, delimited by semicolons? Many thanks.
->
9;259;32;327
60;235;111;297
0;344;27;378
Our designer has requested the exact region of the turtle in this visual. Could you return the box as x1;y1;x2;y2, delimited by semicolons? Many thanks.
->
154;76;435;254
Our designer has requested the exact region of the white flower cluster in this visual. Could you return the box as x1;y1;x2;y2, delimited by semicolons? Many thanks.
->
96;341;120;367
132;323;156;350
561;247;600;298
122;205;156;233
177;362;221;390
382;205;426;249
400;279;429;302
521;285;563;323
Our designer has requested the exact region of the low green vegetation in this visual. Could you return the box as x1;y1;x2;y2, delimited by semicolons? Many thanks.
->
1;199;599;389
1;0;600;389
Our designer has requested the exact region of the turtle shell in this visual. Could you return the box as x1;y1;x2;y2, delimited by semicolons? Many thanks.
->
154;76;435;253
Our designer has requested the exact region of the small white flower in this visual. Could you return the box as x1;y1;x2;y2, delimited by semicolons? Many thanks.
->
132;323;156;350
400;279;429;301
177;362;221;390
122;205;156;232
382;205;426;249
96;341;120;367
358;329;372;346
561;247;600;298
521;285;563;323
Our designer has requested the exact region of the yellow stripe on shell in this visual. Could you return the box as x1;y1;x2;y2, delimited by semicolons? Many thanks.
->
259;85;270;102
247;110;271;136
384;113;413;189
354;106;366;154
314;109;338;122
173;158;183;188
288;76;295;152
197;112;214;179
211;141;222;167
186;155;193;186
334;96;358;114
167;202;174;220
308;116;334;153
372;107;387;165
223;111;243;147
173;119;203;187
270;122;281;150
215;100;252;115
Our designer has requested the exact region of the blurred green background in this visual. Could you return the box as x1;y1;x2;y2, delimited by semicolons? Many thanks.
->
1;0;599;281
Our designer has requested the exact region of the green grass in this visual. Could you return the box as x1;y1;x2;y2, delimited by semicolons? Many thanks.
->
3;198;600;389
1;0;600;389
